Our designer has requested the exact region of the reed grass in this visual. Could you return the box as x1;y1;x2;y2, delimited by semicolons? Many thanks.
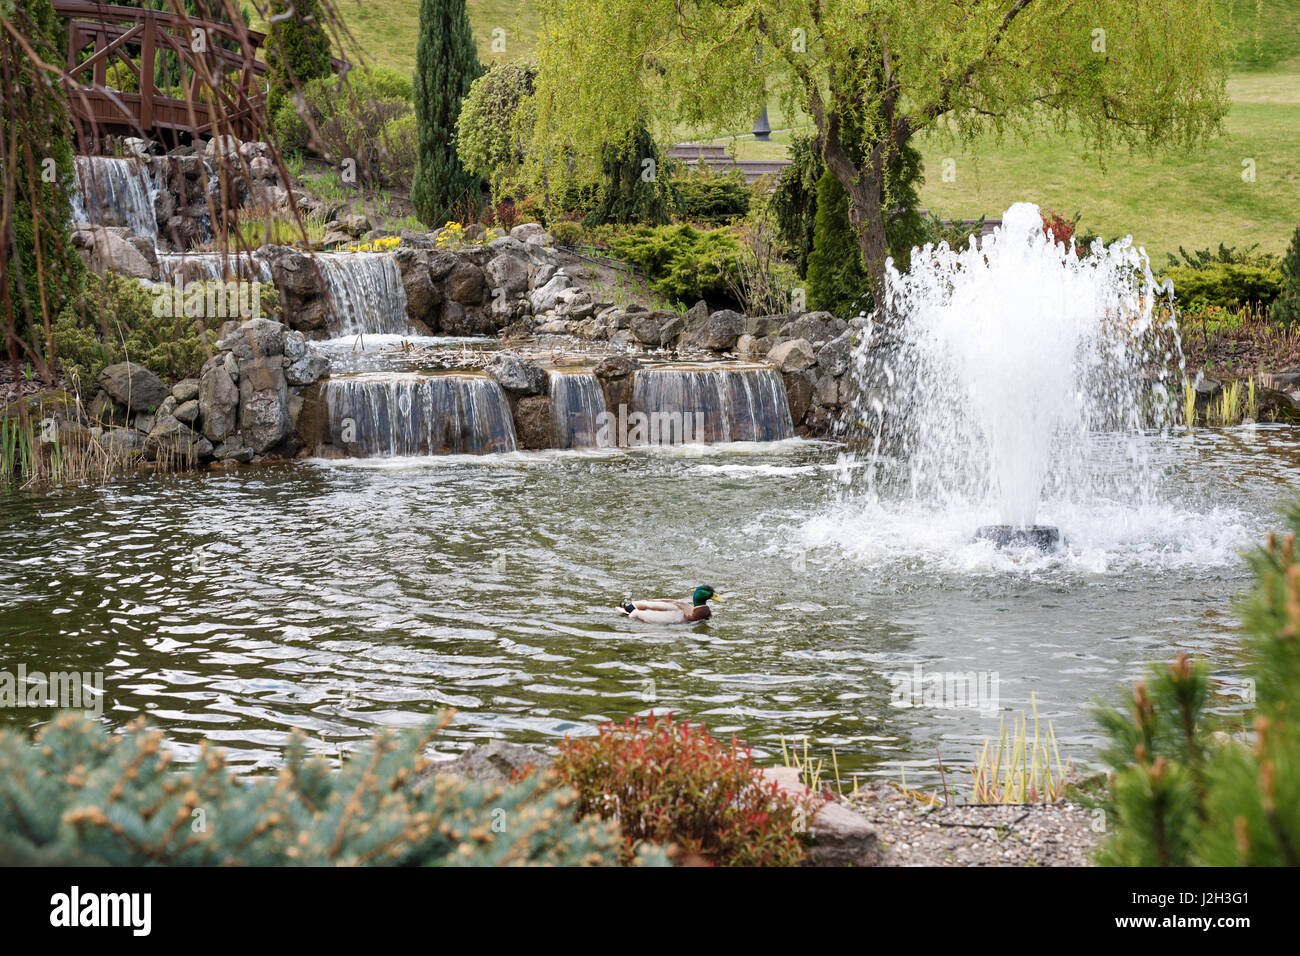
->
0;417;176;488
970;694;1073;804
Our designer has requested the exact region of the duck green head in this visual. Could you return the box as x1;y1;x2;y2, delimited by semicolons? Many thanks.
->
693;585;722;606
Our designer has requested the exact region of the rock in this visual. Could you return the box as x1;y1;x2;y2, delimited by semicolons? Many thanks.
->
780;311;848;347
630;310;678;347
529;272;572;313
426;251;459;282
439;302;498;336
284;350;329;387
426;740;553;786
88;391;129;427
534;319;569;335
746;314;788;337
1193;370;1222;398
396;254;441;327
238;356;290;453
769;338;817;372
812;369;838;407
320;229;352;248
486;353;547;396
97;362;168;413
485;252;530;297
173;400;200;425
204;134;242;160
783;371;813;425
83;226;152;278
143;414;210;462
172;380;200;403
762;767;880;866
736;333;771;359
554;287;593;319
530;263;557;290
509;223;548;243
689;309;745;351
816;330;855;378
512;395;554;450
340;214;372;237
102;427;145;456
212;437;254;462
198;362;238;443
219;317;286;360
681;299;710;331
445;260;486;305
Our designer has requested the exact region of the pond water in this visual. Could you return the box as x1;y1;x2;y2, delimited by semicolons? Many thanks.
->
1;424;1294;783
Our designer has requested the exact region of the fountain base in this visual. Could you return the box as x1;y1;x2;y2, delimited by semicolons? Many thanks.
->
974;525;1061;551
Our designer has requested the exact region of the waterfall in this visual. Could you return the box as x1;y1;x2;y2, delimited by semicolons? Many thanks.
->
630;365;794;444
323;373;517;457
315;253;409;337
71;156;158;241
156;251;272;285
549;371;609;449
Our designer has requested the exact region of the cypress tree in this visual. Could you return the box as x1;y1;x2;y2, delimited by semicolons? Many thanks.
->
263;0;333;114
411;0;483;226
583;121;673;227
1272;224;1300;327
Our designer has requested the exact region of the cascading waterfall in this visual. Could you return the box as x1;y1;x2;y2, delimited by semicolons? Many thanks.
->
630;365;794;444
316;253;410;337
847;201;1178;534
323;373;517;457
549;371;609;449
71;156;158;241
156;251;273;285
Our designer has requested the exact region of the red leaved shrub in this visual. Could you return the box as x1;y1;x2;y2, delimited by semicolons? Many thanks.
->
1041;209;1077;250
554;714;817;866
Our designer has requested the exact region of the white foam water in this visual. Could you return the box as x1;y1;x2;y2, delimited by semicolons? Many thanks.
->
315;253;410;336
842;202;1181;538
71;156;159;241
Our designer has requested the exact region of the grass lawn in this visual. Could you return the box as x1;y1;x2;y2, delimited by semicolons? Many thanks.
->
288;1;1298;260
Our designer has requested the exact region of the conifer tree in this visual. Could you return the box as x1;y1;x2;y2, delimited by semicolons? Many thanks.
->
411;0;482;226
263;0;333;114
1271;224;1300;327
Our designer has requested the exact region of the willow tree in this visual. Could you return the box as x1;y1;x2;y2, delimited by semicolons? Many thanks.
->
529;0;1231;307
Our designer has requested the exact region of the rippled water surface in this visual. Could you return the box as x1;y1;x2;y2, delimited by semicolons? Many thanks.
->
2;426;1297;782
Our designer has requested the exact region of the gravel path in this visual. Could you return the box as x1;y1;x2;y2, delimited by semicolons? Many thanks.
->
844;784;1101;867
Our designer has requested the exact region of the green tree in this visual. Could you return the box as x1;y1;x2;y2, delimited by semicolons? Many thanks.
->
528;0;1231;308
1095;502;1300;866
456;60;538;200
583;121;674;227
1;0;83;378
263;0;334;114
1272;225;1300;327
411;0;483;226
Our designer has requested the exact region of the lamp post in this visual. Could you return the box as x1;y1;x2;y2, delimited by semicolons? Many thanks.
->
752;45;771;141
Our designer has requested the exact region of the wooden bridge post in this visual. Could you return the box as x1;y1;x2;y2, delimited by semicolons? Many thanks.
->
140;22;155;132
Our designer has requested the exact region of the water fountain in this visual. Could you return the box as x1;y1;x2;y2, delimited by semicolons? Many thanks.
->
322;372;517;457
850;202;1178;550
630;365;794;444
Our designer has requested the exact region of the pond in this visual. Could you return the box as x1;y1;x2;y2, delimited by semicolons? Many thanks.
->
1;424;1292;784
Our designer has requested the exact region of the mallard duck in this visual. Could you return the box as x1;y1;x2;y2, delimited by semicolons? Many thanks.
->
619;586;723;624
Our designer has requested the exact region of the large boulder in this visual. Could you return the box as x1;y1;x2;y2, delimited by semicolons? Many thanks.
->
396;252;441;328
769;338;817;373
630;310;679;347
783;371;813;425
198;359;239;443
509;223;549;244
143;414;212;462
485;252;531;297
595;355;640;412
529;272;572;313
237;356;290;453
97;362;168;413
762;768;879;866
512;395;554;450
816;330;856;378
219;317;286;361
444;260;486;305
689;309;745;351
780;311;849;346
486;353;547;396
82;226;152;279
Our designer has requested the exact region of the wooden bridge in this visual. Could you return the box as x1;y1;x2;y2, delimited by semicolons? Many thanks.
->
54;0;271;144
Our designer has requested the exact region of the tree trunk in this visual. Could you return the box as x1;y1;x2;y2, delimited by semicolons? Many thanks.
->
822;133;889;316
